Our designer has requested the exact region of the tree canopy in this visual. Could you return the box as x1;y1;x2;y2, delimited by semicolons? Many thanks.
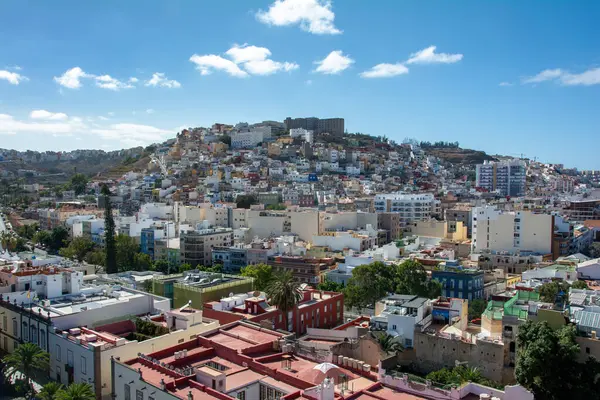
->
343;260;441;310
516;320;600;399
241;263;274;291
59;237;95;262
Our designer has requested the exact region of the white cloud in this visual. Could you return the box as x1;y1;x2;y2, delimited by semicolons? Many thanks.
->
54;67;136;90
190;54;249;77
90;123;171;143
98;116;109;121
0;70;28;85
146;109;155;114
29;110;69;121
226;44;272;63
0;113;81;135
244;59;299;75
128;77;139;83
522;68;563;84
314;50;354;74
54;67;90;89
0;111;172;146
94;74;134;91
145;72;181;88
6;65;22;71
190;44;299;77
560;67;600;86
522;67;600;86
107;112;115;117
406;46;463;65
499;82;513;87
256;0;341;35
360;63;409;78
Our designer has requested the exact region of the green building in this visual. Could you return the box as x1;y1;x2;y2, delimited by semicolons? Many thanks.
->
152;271;254;309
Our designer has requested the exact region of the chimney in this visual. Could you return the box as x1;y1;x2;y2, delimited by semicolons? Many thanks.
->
320;378;335;400
187;391;193;400
592;331;597;340
160;379;166;391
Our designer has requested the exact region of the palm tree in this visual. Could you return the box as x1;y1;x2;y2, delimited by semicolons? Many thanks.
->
56;382;96;400
375;333;404;355
2;343;49;395
455;366;482;383
266;271;303;331
38;382;64;400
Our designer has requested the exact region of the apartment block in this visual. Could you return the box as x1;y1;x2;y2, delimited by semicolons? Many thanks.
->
179;228;233;268
374;193;438;228
284;116;344;137
472;206;553;255
268;255;336;284
476;160;527;197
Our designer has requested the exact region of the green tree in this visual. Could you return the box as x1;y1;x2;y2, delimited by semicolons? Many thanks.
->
48;227;70;253
571;280;589;290
317;279;345;292
585;242;600;258
38;382;64;400
241;263;274;291
153;259;171;274
102;185;117;274
468;299;488;320
2;343;50;396
115;235;140;272
396;259;441;298
69;173;89;196
133;252;153;271
236;194;258;209
16;223;38;240
266;271;303;331
538;281;569;303
515;320;595;399
178;263;193;273
59;237;95;262
56;382;96;400
344;261;396;310
84;249;105;268
219;135;232;146
0;231;17;252
375;332;404;355
32;230;51;248
142;279;154;293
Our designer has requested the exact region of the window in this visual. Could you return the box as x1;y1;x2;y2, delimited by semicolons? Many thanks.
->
587;347;591;354
56;345;61;361
136;390;144;400
124;384;131;400
81;356;87;374
31;326;37;345
40;330;46;350
67;349;73;367
405;338;413;347
22;322;28;341
13;320;17;336
237;392;246;400
392;325;397;330
2;315;6;330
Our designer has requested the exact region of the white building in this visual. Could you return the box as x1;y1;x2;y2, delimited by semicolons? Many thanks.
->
372;295;431;348
290;128;313;143
471;206;553;255
231;128;271;149
374;193;439;227
312;225;378;252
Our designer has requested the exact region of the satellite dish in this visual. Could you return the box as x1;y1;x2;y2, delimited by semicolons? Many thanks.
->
229;292;234;297
253;291;261;297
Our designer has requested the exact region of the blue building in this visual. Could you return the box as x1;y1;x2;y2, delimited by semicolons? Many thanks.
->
431;261;484;301
212;246;247;273
140;228;156;259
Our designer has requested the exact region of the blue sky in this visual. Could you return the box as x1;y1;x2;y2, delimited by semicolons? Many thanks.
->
0;0;599;169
